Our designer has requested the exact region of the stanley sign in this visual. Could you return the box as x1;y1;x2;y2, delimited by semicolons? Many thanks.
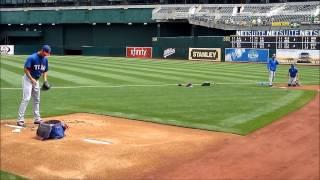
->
188;48;221;61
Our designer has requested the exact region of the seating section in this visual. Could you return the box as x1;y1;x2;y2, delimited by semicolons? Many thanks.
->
152;2;320;29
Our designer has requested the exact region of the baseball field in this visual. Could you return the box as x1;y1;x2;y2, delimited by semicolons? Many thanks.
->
1;55;319;179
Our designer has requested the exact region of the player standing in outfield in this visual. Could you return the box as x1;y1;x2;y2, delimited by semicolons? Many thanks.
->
267;54;279;87
17;45;51;127
288;64;299;86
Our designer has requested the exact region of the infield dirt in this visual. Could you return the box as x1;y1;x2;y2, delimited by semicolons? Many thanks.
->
1;114;237;179
1;85;319;179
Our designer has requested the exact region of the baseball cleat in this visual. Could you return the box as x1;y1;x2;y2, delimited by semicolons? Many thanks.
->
34;119;43;124
17;121;26;127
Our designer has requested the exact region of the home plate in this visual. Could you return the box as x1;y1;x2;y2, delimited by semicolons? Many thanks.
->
83;138;113;145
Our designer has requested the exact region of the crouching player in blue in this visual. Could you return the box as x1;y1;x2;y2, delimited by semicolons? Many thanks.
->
288;64;299;86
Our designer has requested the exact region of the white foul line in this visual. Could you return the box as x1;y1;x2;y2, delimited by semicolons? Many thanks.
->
0;81;319;90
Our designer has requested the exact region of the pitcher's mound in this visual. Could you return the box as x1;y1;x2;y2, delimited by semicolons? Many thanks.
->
1;113;236;179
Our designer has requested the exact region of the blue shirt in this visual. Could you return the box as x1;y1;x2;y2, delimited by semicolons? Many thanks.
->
267;58;279;71
289;67;298;77
24;53;48;79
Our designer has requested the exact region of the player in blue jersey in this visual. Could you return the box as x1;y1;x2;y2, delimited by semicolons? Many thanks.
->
267;54;279;86
288;64;299;86
17;45;51;127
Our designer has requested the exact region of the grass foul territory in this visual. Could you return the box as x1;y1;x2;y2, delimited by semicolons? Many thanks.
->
1;55;319;135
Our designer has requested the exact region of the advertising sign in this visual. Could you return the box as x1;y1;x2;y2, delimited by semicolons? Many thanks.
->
236;29;319;36
188;48;221;61
276;49;320;64
225;48;269;62
126;47;152;58
163;48;176;58
0;45;14;55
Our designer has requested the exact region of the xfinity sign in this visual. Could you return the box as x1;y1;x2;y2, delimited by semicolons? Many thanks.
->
126;47;152;58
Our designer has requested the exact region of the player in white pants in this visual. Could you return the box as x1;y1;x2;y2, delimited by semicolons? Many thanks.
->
267;54;279;86
17;45;51;127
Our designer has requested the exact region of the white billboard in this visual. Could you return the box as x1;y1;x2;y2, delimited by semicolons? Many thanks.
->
188;48;221;61
0;45;14;55
276;49;320;64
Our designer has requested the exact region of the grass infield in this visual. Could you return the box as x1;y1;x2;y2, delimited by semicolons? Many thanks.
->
1;55;319;135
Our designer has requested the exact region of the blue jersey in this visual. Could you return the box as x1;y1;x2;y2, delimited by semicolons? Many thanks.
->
267;58;279;71
24;53;48;79
289;67;298;77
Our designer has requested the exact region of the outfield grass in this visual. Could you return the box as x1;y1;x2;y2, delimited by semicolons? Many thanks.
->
1;55;319;135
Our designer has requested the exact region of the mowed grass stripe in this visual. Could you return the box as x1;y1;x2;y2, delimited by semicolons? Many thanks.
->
219;90;303;127
6;56;190;83
50;57;184;83
8;57;304;78
3;56;319;85
96;58;270;77
75;59;267;83
1;80;13;88
56;57;263;83
63;56;267;76
1;59;100;85
81;57;269;73
0;68;22;87
1;60;103;85
6;56;320;83
85;57;319;81
50;63;161;84
4;55;320;74
52;59;221;83
5;56;185;84
1;62;79;87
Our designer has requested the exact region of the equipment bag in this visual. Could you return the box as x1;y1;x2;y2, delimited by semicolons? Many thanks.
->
36;120;67;140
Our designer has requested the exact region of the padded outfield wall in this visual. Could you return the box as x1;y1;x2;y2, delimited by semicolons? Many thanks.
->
0;6;233;60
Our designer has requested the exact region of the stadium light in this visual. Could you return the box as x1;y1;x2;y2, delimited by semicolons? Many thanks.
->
107;22;111;26
128;22;132;25
20;24;24;26
52;23;55;26
38;23;42;26
8;24;11;26
143;23;147;25
92;22;96;26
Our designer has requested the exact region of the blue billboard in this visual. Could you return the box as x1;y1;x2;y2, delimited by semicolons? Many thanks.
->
225;48;269;62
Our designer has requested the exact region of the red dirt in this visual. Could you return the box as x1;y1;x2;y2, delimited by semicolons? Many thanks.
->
147;85;320;180
1;85;319;180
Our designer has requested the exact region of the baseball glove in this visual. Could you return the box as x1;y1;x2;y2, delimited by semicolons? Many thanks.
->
41;81;51;91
